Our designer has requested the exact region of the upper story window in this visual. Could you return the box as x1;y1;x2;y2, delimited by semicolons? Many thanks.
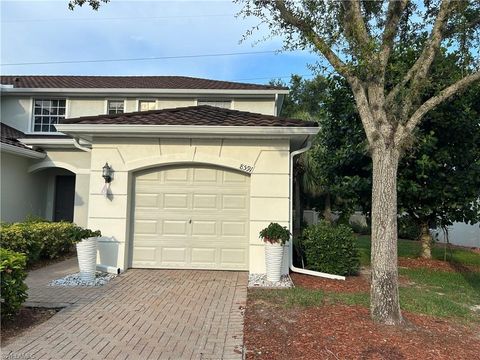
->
107;100;124;115
197;100;231;109
33;99;66;132
139;100;156;111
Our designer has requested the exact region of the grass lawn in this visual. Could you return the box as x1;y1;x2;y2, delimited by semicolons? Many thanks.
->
252;236;480;323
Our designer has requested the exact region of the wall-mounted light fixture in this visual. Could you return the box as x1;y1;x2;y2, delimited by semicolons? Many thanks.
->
102;162;113;183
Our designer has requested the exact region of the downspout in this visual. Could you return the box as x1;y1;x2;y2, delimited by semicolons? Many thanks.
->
289;138;346;281
72;137;91;152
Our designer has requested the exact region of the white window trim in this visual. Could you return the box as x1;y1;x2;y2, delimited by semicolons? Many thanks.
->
136;98;157;111
29;96;69;134
105;98;126;115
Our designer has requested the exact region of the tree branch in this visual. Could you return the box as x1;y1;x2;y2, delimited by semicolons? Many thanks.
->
341;0;372;58
273;0;353;80
396;70;480;144
386;0;454;107
380;0;409;69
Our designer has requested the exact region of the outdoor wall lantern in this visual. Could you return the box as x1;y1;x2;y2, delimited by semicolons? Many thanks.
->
102;162;113;183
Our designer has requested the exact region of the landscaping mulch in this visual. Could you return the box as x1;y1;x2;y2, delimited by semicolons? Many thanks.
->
28;252;76;271
290;272;370;293
398;257;478;272
1;307;60;346
244;300;480;360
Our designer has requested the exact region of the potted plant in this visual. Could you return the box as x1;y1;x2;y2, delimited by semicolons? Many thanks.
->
259;223;290;282
71;227;102;282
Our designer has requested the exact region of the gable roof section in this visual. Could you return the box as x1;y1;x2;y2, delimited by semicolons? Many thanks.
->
0;75;287;91
1;122;29;148
0;123;45;158
60;105;318;127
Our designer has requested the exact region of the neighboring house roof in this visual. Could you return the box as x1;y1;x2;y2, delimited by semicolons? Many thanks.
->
61;105;318;127
0;75;287;91
1;122;29;149
0;123;45;158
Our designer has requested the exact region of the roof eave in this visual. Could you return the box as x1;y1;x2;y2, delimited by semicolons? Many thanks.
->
0;87;289;96
0;142;46;159
55;124;319;141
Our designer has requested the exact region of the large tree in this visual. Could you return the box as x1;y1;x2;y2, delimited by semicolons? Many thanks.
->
237;0;480;325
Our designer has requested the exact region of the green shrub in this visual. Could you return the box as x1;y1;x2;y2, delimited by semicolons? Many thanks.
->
0;221;101;266
0;248;28;320
302;221;360;276
398;215;421;240
349;220;371;235
259;222;291;245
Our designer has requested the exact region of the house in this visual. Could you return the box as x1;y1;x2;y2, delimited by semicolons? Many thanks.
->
0;75;318;274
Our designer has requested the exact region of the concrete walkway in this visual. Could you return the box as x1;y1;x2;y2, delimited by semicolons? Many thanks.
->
2;259;248;359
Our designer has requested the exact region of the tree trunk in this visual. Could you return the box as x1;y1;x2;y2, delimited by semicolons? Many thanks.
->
370;147;403;325
420;222;432;259
323;192;334;224
293;176;302;237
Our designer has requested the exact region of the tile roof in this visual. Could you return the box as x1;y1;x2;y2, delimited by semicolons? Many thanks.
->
61;105;318;127
0;123;32;150
0;75;287;90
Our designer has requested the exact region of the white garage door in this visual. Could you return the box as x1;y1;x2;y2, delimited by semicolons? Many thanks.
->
131;165;250;270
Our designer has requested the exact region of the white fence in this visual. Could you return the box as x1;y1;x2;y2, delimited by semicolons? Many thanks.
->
304;210;480;248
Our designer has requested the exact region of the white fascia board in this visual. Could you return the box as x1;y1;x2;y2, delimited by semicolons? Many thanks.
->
18;138;76;148
0;88;289;96
0;143;46;159
55;124;319;138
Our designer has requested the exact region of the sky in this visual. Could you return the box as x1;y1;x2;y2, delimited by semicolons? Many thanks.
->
0;0;322;85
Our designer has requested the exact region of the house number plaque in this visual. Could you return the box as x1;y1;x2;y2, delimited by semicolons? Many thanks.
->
239;164;254;173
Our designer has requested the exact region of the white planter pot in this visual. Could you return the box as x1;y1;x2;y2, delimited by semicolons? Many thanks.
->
265;243;284;282
76;237;98;282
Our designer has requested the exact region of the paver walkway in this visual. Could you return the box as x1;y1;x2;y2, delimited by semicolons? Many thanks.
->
2;259;247;360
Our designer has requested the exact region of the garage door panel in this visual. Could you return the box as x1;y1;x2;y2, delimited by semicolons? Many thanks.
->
164;194;189;209
134;220;157;234
164;168;189;182
222;195;248;210
192;194;218;209
162;247;187;263
163;220;188;235
191;248;216;264
222;221;247;236
193;168;218;182
132;165;249;270
192;221;217;235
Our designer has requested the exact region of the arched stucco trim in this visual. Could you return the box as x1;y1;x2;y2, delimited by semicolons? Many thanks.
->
28;160;90;175
125;153;251;175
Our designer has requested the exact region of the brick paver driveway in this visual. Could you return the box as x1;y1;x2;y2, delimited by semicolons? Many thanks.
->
2;262;247;360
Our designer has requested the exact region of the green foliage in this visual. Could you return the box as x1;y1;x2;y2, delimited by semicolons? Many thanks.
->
302;221;360;276
0;221;101;266
349;220;371;235
398;215;421;240
0;248;28;320
259;223;290;245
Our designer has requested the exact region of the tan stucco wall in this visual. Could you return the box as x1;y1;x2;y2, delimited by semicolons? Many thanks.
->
30;149;91;227
233;98;275;115
0;97;32;133
1;96;277;134
87;137;291;273
0;152;48;222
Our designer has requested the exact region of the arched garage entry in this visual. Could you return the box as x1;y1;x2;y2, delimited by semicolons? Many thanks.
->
130;164;250;270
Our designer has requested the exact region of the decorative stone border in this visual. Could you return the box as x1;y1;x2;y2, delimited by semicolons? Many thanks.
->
48;272;117;287
248;273;294;288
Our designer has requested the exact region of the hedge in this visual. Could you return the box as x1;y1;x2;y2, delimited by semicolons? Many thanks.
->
0;220;101;266
0;248;28;320
302;221;360;276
